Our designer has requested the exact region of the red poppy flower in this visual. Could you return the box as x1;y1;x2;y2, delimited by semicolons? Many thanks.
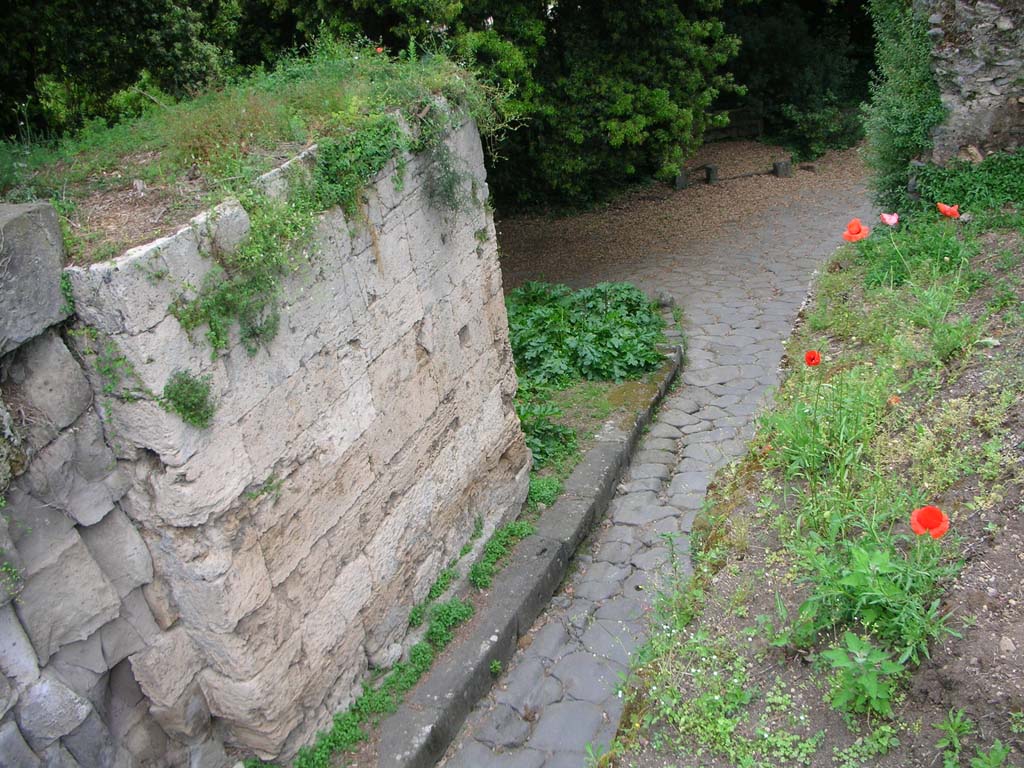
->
842;218;870;242
887;394;901;406
804;350;821;367
375;46;384;53
910;505;949;539
937;202;960;219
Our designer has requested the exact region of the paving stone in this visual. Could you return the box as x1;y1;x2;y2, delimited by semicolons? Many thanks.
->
527;621;572;662
669;471;711;496
617;478;661;494
682;365;741;387
658;410;699;428
679;419;713;434
549;652;623;703
574;579;623;602
496;659;562;715
580;620;644;667
612;502;674;527
634;450;676;465
593;541;634;565
648;423;682;439
595;596;647;622
526;701;604;753
686;426;739;444
682;442;724;464
475;704;531;749
601;526;638;545
639;437;677;453
627;463;669;481
631;547;670;572
541;752;590;768
667;491;704;511
664;397;700;414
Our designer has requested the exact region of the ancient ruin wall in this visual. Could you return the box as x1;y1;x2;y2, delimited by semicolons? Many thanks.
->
922;0;1024;162
0;119;530;766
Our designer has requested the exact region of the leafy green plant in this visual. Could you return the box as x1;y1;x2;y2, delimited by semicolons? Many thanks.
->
862;0;946;208
821;632;904;717
159;371;215;428
489;659;502;676
526;475;562;509
424;597;474;648
934;708;975;767
468;520;534;589
969;741;1011;768
916;151;1024;213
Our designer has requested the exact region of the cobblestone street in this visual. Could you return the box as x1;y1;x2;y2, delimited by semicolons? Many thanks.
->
440;146;874;768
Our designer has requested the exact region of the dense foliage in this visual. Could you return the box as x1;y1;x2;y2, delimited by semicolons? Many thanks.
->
719;0;872;160
3;0;744;207
507;282;665;467
862;0;946;208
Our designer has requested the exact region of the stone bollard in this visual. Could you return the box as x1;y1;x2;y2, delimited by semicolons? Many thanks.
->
704;165;718;185
674;169;688;190
772;159;792;178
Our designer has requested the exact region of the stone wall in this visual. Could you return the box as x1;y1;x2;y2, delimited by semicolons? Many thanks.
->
0;119;530;766
921;0;1024;162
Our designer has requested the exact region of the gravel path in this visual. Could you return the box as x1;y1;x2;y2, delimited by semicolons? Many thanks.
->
440;142;873;768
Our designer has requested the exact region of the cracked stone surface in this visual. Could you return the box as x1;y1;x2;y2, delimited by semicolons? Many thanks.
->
440;153;871;768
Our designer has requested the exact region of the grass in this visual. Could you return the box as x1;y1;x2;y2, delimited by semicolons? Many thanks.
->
612;200;1024;767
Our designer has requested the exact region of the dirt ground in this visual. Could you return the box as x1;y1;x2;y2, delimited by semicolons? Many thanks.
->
496;140;867;291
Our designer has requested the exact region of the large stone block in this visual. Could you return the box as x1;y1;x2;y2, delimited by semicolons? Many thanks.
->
65;222;212;337
301;555;372;668
259;450;376;587
62;710;117;768
149;678;211;742
0;672;15;718
80;508;153;598
15;671;92;751
0;720;41;768
190;594;295;680
198;633;308;755
4;485;77;578
163;530;271;634
0;604;39;690
48;632;106;698
0;203;69;358
0;330;92;451
15;537;120;664
20;408;129;526
129;626;203;708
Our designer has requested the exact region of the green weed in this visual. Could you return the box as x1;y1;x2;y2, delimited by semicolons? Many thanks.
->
159;371;215;428
821;632;904;717
468;520;535;589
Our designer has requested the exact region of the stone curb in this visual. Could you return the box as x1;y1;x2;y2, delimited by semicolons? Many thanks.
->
377;341;683;768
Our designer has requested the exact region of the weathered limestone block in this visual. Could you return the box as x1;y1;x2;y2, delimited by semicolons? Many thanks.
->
15;537;120;664
129;424;254;527
259;450;376;587
65;208;226;336
199;633;308;756
0;203;69;358
20;408;129;526
301;555;372;668
169;539;271;634
0;330;92;451
190;594;295;680
148;678;211;742
15;671;92;751
107;660;169;767
237;345;375;477
141;576;179;631
80;508;153;598
0;720;41;768
129;626;203;708
0;604;40;690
